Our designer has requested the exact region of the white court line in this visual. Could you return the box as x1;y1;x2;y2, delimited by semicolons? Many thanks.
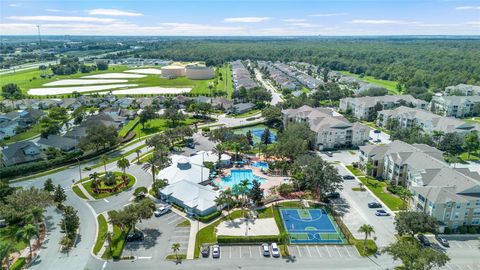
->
229;246;232;259
315;246;322;257
137;256;152;259
296;246;302;257
103;198;109;203
445;264;453;270
239;247;242;258
306;246;312;257
334;245;342;256
343;246;351;257
324;246;332;257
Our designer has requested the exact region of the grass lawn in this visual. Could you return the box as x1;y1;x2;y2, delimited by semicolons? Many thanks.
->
82;172;136;200
177;220;191;227
72;185;88;200
118;117;139;138
340;71;400;95
194;210;244;258
257;206;274;218
463;117;480;124
93;214;108;255
3;123;41;144
131;118;197;138
354;239;378;257
102;213;129;260
458;151;480;162
0;226;27;252
345;165;364;177
228;109;261;119
165;254;187;260
358;177;403;211
301;86;311;93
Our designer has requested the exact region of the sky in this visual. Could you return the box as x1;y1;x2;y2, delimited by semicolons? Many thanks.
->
0;0;479;36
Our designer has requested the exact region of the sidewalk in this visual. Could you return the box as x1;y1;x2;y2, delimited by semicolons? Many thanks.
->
75;183;95;200
96;212;113;258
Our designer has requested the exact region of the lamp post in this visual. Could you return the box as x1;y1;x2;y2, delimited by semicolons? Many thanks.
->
76;157;82;181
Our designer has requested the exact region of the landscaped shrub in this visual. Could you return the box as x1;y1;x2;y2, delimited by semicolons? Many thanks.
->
197;210;221;223
468;226;477;234
10;257;26;270
217;235;279;244
443;227;451;234
458;226;468;234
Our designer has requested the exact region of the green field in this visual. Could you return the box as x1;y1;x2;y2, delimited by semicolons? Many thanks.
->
340;71;400;94
132;117;197;138
1;64;233;97
93;214;108;255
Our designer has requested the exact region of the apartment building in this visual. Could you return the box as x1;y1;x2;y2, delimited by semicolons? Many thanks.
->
282;105;369;150
445;84;480;96
430;95;480;118
359;140;480;229
339;95;428;120
231;60;257;91
258;61;299;90
377;106;480;136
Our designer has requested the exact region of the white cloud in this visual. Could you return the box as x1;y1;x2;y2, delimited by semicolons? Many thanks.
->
9;3;20;7
87;9;143;17
350;19;418;25
45;9;61;12
456;6;480;10
8;16;117;23
283;19;306;23
288;23;319;28
224;17;270;23
310;13;347;17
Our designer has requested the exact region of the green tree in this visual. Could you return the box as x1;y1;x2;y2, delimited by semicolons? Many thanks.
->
274;123;315;160
0;242;14;270
171;242;181;262
463;131;479;159
162;107;185;127
394;211;438;238
261;106;283;128
43;178;54;192
261;128;272;155
28;207;45;237
59;206;80;245
0;187;52;224
248;179;264;206
215;189;235;215
16;224;37;259
438;133;463;155
53;184;67;205
383;238;449;270
99;154;109;175
133;186;148;201
139;106;158;129
1;83;23;100
358;224;375;255
116;158;130;177
246;130;253;146
212;144;225;163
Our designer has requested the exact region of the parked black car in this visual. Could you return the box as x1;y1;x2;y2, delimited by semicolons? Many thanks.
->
368;202;382;208
417;234;431;246
201;244;210;257
343;175;355;180
126;231;144;242
435;235;449;247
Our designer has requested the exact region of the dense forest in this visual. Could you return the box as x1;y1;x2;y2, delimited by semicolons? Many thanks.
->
133;38;480;91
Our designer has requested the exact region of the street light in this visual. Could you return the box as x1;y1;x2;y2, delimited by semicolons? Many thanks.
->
75;157;82;181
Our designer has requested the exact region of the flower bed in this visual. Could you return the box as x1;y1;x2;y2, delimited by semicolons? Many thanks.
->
82;172;136;199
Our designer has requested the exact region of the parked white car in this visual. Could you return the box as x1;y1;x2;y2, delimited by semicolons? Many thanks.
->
271;243;280;257
154;204;172;217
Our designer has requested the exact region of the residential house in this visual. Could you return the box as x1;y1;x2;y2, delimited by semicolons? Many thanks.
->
339;95;428;120
1;141;44;166
231;60;257;91
37;135;79;152
359;140;480;230
282;105;369;150
212;97;233;110
228;102;255;115
445;84;480;96
377;106;480;137
430;95;480;118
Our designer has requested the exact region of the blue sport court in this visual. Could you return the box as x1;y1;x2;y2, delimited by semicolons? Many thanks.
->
280;208;345;244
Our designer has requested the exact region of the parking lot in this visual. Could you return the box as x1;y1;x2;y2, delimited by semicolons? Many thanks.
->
428;237;480;270
124;211;190;260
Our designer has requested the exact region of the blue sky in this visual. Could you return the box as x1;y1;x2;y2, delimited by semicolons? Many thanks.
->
1;0;479;35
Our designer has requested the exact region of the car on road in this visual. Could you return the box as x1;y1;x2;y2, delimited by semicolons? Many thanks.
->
375;209;390;216
417;234;431;246
212;245;220;258
343;175;355;180
126;231;144;242
368;201;382;208
262;243;270;257
186;142;195;149
435;235;449;247
374;139;382;143
326;151;333;157
154;204;172;217
373;129;381;134
201;244;210;257
271;243;280;257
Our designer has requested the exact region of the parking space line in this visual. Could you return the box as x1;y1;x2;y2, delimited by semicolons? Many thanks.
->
306;246;312;257
351;245;361;257
454;241;462;248
456;265;465;270
168;216;183;224
229;246;232;259
467;265;474;270
343;246;351;257
239;247;242;258
249;246;252;258
296;246;302;257
445;264;453;270
315;246;322;257
324;246;332;257
464;242;473;248
334;245;342;256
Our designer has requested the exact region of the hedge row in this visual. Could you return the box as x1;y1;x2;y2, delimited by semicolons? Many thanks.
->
217;235;279;244
197;210;221;223
11;257;26;270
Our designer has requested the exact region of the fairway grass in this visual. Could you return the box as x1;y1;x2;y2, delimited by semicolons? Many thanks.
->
340;71;400;94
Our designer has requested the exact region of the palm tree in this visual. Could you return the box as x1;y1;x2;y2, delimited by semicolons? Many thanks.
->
99;154;109;175
0;242;14;270
399;188;413;210
135;149;142;163
231;142;241;162
364;161;374;177
215;189;234;215
116;158;130;177
238;179;250;217
29;207;45;238
212;144;225;163
432;130;444;147
16;224;37;259
106;232;113;253
358;224;375;255
142;156;160;183
171;242;181;262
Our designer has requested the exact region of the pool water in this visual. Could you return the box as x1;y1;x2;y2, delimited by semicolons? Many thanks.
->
220;169;266;189
252;161;269;170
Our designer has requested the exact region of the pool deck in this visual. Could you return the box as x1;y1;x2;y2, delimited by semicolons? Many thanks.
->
214;165;285;194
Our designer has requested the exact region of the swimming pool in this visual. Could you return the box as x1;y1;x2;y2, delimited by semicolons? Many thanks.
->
252;161;269;170
220;169;266;189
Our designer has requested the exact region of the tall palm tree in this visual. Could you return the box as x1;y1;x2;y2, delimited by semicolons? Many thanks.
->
142;156;160;183
358;224;375;255
0;242;14;270
29;207;45;238
399;188;413;210
364;161;374;177
99;154;109;175
213;144;225;163
135;149;142;163
432;130;444;147
215;189;234;215
239;179;250;217
105;232;113;253
232;142;241;162
116;158;130;177
16;224;37;259
171;242;181;261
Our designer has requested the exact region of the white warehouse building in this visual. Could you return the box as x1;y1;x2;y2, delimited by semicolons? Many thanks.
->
161;65;186;79
186;65;214;80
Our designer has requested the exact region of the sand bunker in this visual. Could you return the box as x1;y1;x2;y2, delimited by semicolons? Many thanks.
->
124;68;162;75
111;86;192;95
82;73;146;79
43;79;128;86
28;84;137;96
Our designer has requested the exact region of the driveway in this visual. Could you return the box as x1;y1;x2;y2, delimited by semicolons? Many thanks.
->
124;211;189;261
318;150;359;165
334;164;396;248
369;129;391;145
254;68;283;105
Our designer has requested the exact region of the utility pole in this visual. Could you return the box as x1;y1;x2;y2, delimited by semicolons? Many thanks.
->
36;25;42;44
